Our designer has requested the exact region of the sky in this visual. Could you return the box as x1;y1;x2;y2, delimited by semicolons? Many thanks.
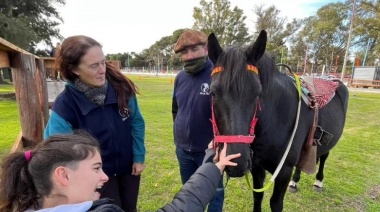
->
53;0;340;54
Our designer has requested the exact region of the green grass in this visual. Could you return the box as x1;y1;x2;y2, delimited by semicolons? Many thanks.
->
0;100;20;159
0;83;15;93
1;75;379;211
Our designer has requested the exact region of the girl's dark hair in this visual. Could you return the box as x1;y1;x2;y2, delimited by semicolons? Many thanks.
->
57;35;138;116
0;131;100;212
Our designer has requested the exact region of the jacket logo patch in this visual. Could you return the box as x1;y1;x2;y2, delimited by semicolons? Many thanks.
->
119;108;130;121
200;83;210;95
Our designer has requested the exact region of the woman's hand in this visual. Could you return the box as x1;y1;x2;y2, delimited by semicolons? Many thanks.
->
132;162;146;176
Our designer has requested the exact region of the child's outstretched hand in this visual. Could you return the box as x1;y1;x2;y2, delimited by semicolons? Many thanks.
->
214;143;241;174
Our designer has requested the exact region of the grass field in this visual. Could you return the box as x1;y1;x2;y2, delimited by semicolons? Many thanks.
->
0;82;14;93
0;99;20;159
0;75;379;211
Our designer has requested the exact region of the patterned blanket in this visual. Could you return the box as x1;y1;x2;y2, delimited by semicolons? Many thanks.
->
297;76;340;108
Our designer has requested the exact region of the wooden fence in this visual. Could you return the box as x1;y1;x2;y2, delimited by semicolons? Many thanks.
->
0;37;49;152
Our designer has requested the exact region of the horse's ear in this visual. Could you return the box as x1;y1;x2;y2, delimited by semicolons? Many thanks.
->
246;30;267;64
207;33;223;64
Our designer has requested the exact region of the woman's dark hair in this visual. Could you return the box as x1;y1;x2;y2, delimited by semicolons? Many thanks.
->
57;35;138;116
0;131;100;212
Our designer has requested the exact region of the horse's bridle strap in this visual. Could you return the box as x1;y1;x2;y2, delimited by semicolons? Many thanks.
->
211;65;259;76
214;135;255;143
211;98;260;146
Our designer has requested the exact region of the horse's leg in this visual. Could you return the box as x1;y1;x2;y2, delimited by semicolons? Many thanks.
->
313;151;329;192
288;168;301;193
270;166;293;212
251;163;266;212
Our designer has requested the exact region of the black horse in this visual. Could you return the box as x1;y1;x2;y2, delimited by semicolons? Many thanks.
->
208;30;349;212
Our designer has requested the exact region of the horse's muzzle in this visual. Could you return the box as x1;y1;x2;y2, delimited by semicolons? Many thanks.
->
225;157;251;177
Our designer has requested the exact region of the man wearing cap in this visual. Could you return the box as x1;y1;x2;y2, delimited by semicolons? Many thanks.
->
172;29;224;212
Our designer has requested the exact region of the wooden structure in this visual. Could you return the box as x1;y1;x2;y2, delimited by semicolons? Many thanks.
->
348;79;380;88
349;66;380;88
40;57;56;69
0;37;49;151
108;60;121;71
40;57;55;79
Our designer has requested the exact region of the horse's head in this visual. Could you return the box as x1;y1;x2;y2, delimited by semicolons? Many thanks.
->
208;30;267;177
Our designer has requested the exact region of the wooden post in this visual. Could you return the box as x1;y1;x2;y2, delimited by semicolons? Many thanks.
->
1;37;50;150
11;53;46;147
35;58;50;126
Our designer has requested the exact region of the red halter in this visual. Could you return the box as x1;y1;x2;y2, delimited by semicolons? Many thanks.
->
210;64;261;148
211;98;261;147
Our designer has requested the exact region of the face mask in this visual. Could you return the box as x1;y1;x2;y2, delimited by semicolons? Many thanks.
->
183;56;207;75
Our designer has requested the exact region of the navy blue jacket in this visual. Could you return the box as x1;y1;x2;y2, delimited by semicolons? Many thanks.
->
172;58;213;152
44;82;145;176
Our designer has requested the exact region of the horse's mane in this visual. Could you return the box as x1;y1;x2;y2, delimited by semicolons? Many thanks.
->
255;52;281;90
217;46;257;98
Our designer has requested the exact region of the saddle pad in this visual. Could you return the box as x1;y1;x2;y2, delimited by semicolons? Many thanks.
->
302;76;340;108
290;75;340;108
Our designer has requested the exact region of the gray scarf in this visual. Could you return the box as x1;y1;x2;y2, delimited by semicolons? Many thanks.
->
74;78;108;106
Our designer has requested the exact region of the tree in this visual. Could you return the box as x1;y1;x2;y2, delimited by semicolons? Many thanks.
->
289;2;351;74
252;5;303;61
137;29;186;70
193;0;251;47
354;0;380;62
0;0;65;54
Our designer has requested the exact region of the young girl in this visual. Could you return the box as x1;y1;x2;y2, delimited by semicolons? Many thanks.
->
0;132;240;212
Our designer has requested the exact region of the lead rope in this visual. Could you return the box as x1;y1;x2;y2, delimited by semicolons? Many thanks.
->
245;73;302;192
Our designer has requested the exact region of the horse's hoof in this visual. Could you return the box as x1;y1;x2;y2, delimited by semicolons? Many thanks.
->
288;185;298;193
313;185;323;192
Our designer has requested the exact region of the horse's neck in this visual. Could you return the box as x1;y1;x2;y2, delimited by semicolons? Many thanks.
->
261;75;294;101
258;76;300;134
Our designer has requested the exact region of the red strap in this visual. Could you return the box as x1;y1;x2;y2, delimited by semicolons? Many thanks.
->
214;135;255;143
249;118;258;135
211;103;220;136
211;97;261;146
